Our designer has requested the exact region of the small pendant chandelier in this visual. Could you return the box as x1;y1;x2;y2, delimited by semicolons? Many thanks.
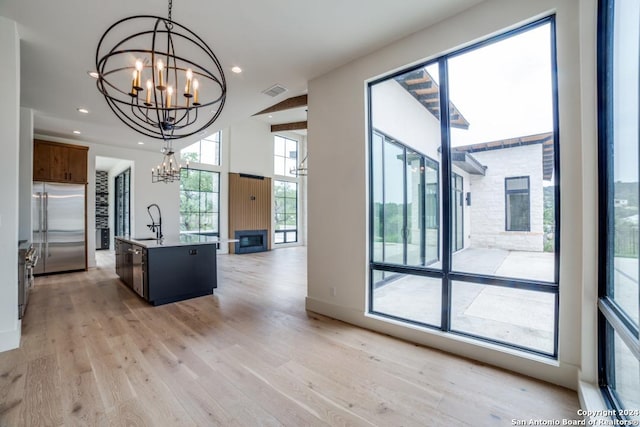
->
290;152;308;176
151;142;189;183
95;0;226;141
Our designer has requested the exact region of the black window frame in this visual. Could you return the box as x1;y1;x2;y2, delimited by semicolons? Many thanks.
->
367;15;560;358
179;168;220;237
114;168;130;237
597;0;640;417
274;179;298;244
274;135;298;178
180;131;221;166
505;176;531;232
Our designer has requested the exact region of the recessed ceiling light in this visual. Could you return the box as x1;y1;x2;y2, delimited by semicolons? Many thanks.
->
77;107;89;114
73;130;81;135
268;115;273;118
231;66;242;74
87;71;99;79
137;141;144;145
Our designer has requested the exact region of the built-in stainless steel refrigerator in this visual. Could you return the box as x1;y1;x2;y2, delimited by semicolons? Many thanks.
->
33;182;86;274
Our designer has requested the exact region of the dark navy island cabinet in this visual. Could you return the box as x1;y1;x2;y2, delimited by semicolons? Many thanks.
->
115;236;218;306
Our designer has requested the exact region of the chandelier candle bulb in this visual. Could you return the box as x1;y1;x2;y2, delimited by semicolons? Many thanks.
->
184;68;193;97
193;79;199;105
145;80;152;105
166;86;173;108
156;59;165;90
130;70;138;97
134;60;143;89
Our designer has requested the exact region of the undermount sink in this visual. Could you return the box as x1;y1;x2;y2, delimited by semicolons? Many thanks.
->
132;237;158;241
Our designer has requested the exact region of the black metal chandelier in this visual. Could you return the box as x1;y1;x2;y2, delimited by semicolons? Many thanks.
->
95;0;226;140
151;142;189;183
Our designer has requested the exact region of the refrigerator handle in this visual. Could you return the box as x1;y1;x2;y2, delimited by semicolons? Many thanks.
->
44;192;49;258
36;192;43;253
36;192;43;232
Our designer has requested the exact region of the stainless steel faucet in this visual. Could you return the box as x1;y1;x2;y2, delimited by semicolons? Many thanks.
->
147;204;163;239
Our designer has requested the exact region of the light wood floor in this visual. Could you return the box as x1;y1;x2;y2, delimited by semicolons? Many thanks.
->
0;247;579;426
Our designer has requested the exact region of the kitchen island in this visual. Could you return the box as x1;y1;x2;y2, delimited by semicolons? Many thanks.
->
115;235;223;306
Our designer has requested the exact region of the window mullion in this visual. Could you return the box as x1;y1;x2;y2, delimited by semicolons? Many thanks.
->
439;58;452;332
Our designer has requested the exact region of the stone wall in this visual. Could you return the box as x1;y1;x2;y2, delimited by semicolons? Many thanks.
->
469;144;545;251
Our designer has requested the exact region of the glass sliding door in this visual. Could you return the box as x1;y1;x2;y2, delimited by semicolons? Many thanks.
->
452;173;464;252
598;0;640;417
383;139;405;265
369;130;443;327
425;159;440;264
372;132;385;263
372;131;440;268
406;151;425;266
369;17;559;356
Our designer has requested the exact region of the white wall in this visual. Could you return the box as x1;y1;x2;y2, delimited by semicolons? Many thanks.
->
19;108;33;242
307;0;589;390
470;145;544;251
0;17;21;352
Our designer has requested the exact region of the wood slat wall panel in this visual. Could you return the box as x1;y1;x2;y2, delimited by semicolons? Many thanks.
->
228;173;272;253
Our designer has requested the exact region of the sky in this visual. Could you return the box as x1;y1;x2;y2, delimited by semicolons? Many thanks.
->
612;0;639;183
446;23;554;148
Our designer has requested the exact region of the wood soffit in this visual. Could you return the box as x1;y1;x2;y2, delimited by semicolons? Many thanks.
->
254;95;308;116
271;121;307;133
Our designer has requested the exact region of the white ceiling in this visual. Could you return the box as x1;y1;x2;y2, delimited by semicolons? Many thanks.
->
1;0;484;151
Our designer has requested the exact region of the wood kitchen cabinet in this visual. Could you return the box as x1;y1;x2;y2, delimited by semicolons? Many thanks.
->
33;139;88;184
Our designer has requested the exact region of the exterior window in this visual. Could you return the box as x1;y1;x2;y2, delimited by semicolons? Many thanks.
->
179;169;220;236
598;0;640;417
181;131;221;166
369;17;559;356
274;135;297;177
274;180;297;243
505;176;530;231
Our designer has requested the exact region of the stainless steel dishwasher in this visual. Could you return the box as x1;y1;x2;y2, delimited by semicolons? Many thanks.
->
130;245;146;298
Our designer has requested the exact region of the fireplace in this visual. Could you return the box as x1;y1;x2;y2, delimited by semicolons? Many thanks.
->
235;229;268;254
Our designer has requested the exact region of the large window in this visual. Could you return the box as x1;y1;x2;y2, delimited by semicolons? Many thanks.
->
181;131;220;166
598;0;640;418
505;176;531;231
274;180;298;244
369;17;559;356
273;135;300;244
274;135;297;177
179;169;220;236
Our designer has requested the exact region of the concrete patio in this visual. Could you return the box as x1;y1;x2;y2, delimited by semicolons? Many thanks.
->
373;247;639;396
373;247;556;354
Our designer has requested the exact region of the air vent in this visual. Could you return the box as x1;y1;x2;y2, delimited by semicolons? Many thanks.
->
262;84;288;97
